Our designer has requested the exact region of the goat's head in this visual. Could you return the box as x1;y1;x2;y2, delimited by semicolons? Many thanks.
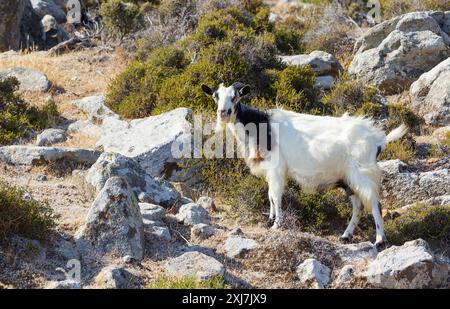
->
202;82;250;129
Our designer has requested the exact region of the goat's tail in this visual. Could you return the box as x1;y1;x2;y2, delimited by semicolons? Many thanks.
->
385;124;408;144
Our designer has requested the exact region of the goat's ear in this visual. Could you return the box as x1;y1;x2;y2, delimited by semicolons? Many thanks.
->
239;85;251;97
201;84;214;96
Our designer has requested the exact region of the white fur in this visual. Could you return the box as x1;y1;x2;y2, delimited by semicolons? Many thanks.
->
226;108;407;245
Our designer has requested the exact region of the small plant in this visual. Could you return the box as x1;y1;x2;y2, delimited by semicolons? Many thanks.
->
0;77;60;145
379;140;416;162
0;181;55;243
148;275;228;289
385;204;450;245
100;0;143;41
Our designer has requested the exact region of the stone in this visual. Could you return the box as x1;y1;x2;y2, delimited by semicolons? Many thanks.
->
175;203;210;226
379;160;450;205
93;265;132;289
139;203;165;222
196;196;216;212
0;145;100;166
410;57;450;126
296;258;331;289
349;12;450;94
335;242;378;263
279;51;343;76
31;0;67;23
191;224;216;240
315;75;335;89
166;251;225;281
335;265;354;287
45;280;81;289
36;174;48;181
225;236;258;258
36;128;66;146
75;177;144;261
0;1;27;52
40;14;69;48
365;239;450;288
146;224;171;241
86;152;180;208
0;67;50;92
69;96;193;179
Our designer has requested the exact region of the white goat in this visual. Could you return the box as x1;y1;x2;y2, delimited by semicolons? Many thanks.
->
202;82;408;247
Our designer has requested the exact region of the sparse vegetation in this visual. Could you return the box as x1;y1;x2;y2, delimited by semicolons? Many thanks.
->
0;77;60;145
148;275;228;289
0;181;55;243
385;204;450;245
100;0;144;40
379;0;450;20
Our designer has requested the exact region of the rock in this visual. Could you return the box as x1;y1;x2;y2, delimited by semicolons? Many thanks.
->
36;128;66;146
0;0;27;51
191;223;216;240
410;57;450;126
76;177;144;261
40;14;69;48
93;265;132;289
196;196;216;212
0;145;100;166
315;75;335;89
228;227;244;236
335;242;378;263
296;258;331;289
365;239;450;288
279;51;343;76
45;280;81;289
86;152;180;207
98;107;193;178
175;203;209;226
379;160;450;205
349;12;450;94
69;96;193;179
225;236;258;258
432;126;450;143
335;265;354;287
166;251;225;281
31;0;67;23
139;203;165;222
0;67;50;92
145;223;171;241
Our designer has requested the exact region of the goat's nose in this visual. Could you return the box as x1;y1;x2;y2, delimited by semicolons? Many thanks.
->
219;110;228;117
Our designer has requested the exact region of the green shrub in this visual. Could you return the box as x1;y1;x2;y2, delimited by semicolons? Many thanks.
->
380;0;450;20
0;181;55;243
148;275;228;289
386;104;423;133
274;65;322;114
100;0;143;40
379;139;416;161
0;77;60;145
321;76;382;117
385;204;450;245
273;16;305;55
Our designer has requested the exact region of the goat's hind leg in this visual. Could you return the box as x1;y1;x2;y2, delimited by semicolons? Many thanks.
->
267;170;285;229
340;195;363;243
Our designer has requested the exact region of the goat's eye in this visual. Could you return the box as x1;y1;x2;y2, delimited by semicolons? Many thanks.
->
227;109;232;115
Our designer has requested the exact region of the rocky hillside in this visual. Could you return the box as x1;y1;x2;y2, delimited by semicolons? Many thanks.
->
0;0;449;289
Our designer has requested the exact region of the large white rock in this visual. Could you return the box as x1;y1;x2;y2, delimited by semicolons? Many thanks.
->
349;12;450;94
76;177;145;261
225;236;258;258
410;57;450;126
93;265;132;289
166;251;225;281
279;50;342;76
296;258;331;289
0;67;50;92
365;239;450;288
379;160;450;205
86;152;180;207
0;145;100;166
69;96;193;178
36;128;66;146
175;203;210;226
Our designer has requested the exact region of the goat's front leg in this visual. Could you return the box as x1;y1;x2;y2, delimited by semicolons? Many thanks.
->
267;170;285;229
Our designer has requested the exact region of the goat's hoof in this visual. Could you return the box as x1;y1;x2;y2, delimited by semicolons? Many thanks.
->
339;236;352;244
271;222;281;230
375;240;388;251
266;218;274;228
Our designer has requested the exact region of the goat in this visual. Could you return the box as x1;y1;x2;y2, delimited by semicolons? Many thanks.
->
202;82;408;247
